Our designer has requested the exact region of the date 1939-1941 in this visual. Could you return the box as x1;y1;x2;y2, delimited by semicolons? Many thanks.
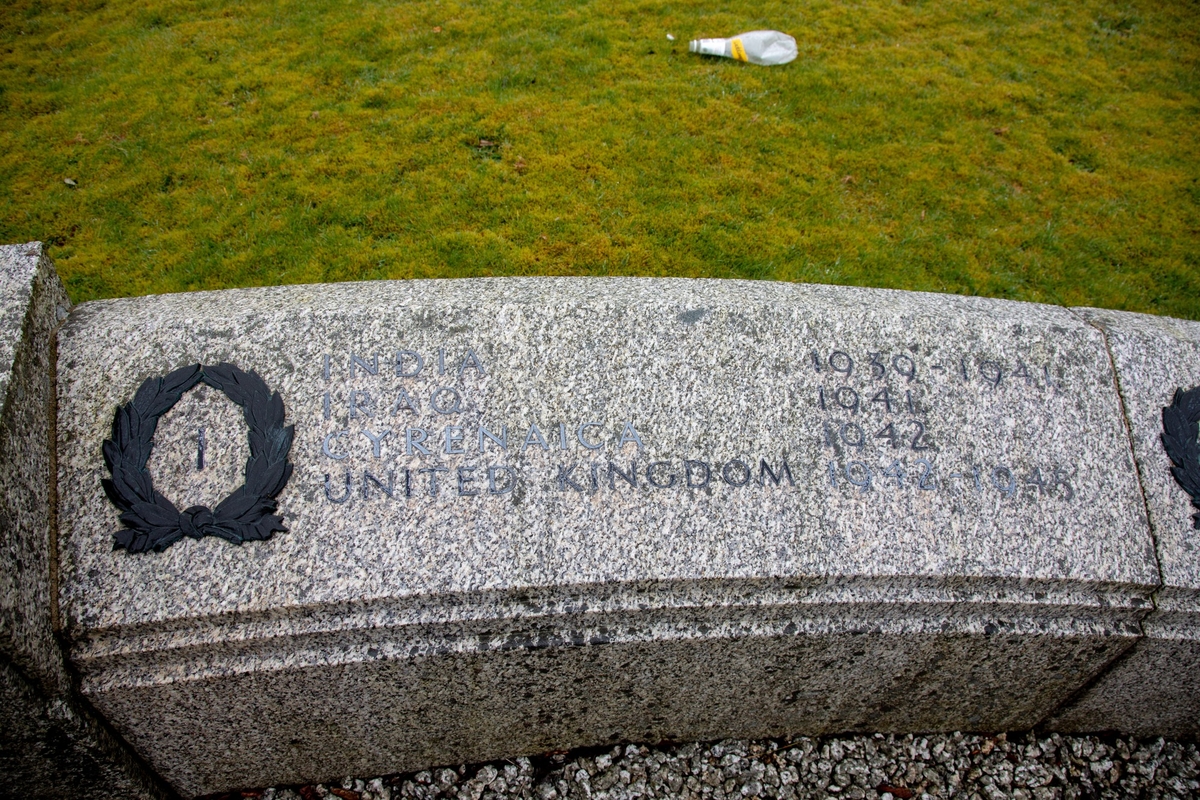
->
810;348;1060;389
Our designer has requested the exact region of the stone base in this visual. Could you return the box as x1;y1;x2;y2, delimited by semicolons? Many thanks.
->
0;659;170;800
76;578;1145;795
1047;593;1200;737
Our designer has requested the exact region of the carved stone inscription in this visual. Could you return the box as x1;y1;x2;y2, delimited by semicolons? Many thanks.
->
810;347;1076;501
315;347;761;503
311;342;1078;508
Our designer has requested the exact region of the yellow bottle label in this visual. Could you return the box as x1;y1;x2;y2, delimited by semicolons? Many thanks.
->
730;38;748;62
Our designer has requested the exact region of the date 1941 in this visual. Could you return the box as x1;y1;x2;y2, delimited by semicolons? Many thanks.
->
826;458;1075;500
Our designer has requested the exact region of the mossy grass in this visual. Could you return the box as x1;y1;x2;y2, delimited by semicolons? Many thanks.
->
1;0;1197;317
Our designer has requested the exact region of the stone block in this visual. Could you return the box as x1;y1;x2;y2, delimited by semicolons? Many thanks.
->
0;242;168;800
1047;308;1200;736
56;279;1159;796
0;241;69;696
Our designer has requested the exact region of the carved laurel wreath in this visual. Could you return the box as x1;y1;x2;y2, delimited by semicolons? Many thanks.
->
102;363;294;553
1162;385;1200;530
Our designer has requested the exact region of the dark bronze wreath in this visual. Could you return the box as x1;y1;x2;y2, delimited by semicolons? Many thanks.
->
1162;385;1200;530
102;363;294;553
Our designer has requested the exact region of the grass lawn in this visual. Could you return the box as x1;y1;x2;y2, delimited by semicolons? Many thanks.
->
0;0;1197;317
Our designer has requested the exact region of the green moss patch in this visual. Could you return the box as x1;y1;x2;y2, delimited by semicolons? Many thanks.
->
0;0;1197;317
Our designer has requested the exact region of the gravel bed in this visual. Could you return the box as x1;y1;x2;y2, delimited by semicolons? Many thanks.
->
213;732;1200;800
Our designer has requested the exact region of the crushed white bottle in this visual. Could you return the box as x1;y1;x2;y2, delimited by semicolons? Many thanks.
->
688;30;797;66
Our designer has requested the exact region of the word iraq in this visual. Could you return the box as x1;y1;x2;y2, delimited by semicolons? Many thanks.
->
320;349;487;421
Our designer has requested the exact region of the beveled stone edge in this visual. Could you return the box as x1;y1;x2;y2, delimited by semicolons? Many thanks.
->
1141;588;1200;640
71;574;1157;657
71;573;1155;692
62;273;1095;333
1070;306;1200;642
0;241;40;407
0;241;70;692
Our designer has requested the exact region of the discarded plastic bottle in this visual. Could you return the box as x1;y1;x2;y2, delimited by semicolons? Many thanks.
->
688;30;797;66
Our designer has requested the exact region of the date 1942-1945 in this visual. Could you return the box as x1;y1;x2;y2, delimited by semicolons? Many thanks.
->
827;457;1075;500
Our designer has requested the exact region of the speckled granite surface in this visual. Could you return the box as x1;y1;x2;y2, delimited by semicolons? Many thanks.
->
1047;308;1200;736
56;279;1159;797
0;243;168;800
0;241;68;695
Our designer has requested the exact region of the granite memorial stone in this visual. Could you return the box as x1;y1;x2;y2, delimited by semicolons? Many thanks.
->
1047;308;1200;736
56;278;1162;797
0;242;168;800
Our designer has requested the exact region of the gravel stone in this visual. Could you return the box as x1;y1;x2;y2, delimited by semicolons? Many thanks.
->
220;732;1200;800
